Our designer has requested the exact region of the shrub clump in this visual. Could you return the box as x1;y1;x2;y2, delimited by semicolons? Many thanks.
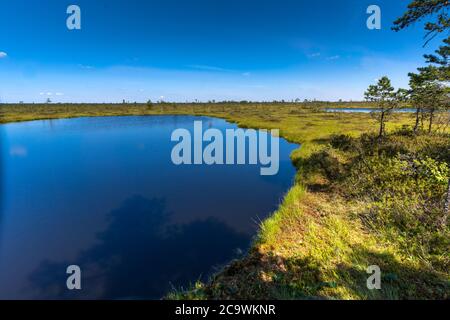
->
339;133;450;270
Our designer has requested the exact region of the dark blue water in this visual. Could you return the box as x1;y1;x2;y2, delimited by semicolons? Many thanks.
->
0;116;298;299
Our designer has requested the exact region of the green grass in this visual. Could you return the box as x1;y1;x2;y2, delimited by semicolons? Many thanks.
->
1;102;409;160
192;129;449;300
1;102;448;300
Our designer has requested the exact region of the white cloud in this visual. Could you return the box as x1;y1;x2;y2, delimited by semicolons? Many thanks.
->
0;51;7;58
326;55;341;61
308;52;321;58
10;146;28;157
307;53;341;61
78;64;94;69
188;64;230;72
188;64;252;77
40;92;63;96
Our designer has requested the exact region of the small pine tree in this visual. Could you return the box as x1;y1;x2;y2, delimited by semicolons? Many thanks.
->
364;77;402;138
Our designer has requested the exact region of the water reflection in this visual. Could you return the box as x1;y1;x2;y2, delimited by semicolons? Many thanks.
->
0;134;4;250
29;195;248;299
0;116;298;299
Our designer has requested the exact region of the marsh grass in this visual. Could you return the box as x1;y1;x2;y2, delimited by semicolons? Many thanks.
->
1;102;448;299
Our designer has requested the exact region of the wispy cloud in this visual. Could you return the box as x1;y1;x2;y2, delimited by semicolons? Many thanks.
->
187;64;250;77
307;52;341;61
0;51;7;58
10;146;28;157
326;55;341;61
187;64;230;72
39;92;64;96
78;64;94;69
307;52;321;58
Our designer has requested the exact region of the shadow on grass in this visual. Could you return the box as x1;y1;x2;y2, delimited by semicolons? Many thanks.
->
203;244;449;300
292;149;345;193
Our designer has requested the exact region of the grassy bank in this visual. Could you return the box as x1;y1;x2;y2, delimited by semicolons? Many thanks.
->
0;102;377;124
1;103;449;299
179;132;449;300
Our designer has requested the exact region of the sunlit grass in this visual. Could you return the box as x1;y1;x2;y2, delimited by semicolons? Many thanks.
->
1;102;448;300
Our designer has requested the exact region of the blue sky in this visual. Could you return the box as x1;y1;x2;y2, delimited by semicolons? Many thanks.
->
0;0;444;103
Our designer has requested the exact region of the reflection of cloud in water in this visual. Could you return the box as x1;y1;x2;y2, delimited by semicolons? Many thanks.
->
0;139;3;247
10;145;28;157
28;195;248;299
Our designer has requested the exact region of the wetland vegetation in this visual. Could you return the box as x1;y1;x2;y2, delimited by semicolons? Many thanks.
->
1;101;449;299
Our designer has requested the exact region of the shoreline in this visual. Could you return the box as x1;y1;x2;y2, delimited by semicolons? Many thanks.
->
1;103;448;299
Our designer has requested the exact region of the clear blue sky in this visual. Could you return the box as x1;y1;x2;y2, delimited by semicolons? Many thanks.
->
0;0;444;103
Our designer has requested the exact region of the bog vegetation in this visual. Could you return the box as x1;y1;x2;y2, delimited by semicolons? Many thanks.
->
168;0;450;299
0;0;449;300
